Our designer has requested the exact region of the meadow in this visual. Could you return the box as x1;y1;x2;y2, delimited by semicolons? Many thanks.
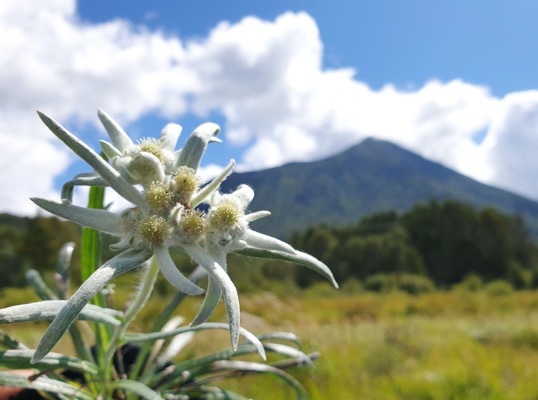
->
3;284;538;399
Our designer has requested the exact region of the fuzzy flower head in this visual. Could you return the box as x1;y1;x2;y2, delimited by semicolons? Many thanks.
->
28;109;338;363
206;185;254;251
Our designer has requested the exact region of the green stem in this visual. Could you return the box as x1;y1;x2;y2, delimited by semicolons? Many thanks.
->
128;265;206;380
81;183;112;365
101;255;160;396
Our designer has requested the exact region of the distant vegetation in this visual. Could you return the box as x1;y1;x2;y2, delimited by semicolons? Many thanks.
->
1;199;538;292
0;214;80;287
291;199;538;290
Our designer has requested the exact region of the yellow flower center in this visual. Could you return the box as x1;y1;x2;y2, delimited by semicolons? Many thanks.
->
210;201;239;230
178;210;205;240
139;139;165;163
139;215;168;245
146;182;172;210
173;167;199;205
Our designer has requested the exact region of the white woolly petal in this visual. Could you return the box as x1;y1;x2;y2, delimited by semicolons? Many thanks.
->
154;246;205;296
100;140;123;159
191;160;235;207
190;275;222;326
97;109;135;153
182;244;240;351
242;230;296;254
159;123;182;152
233;185;254;208
177;122;221;169
244;211;271;222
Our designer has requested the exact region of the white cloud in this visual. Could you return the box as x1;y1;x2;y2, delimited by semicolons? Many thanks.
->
182;13;502;178
0;114;71;214
184;12;536;201
482;91;538;198
1;1;537;217
0;0;191;214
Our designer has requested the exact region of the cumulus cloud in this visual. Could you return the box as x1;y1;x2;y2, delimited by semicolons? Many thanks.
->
182;11;537;199
482;91;538;198
0;0;192;213
1;1;538;216
184;14;501;178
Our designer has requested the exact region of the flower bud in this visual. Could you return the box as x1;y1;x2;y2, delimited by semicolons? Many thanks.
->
128;152;165;187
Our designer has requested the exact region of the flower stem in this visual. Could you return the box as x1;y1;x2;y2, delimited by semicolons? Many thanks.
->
101;255;160;394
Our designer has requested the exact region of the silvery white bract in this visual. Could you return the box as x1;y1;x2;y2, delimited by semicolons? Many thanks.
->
30;110;338;363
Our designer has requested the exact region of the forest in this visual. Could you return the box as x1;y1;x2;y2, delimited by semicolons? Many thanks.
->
291;199;538;291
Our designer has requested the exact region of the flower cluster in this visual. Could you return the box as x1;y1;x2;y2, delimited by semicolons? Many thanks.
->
30;110;337;363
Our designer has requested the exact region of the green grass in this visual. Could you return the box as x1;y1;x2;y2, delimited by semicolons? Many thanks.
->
218;291;538;399
4;287;538;399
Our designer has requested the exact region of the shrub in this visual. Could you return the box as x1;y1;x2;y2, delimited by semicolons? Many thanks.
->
364;273;395;292
452;272;483;293
339;277;363;295
398;274;436;295
483;279;514;296
364;273;435;295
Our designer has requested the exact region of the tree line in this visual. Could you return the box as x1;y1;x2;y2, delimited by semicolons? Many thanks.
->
1;199;538;291
291;200;538;289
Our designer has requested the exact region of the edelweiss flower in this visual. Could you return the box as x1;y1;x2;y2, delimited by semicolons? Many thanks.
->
30;110;337;363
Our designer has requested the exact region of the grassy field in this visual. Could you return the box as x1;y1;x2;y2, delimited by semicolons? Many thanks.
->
3;286;538;399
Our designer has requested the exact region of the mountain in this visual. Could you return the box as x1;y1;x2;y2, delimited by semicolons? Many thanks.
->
220;138;538;239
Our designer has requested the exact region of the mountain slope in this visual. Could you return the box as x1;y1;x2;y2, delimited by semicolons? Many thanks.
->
220;138;538;239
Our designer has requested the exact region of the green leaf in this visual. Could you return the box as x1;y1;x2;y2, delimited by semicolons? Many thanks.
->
32;247;152;363
0;349;98;375
236;246;339;288
0;331;26;350
206;360;308;400
110;379;165;400
56;242;76;297
61;172;108;203
128;266;207;380
31;198;121;237
25;269;57;300
80;183;111;362
81;183;106;282
125;322;265;360
143;341;268;390
258;332;302;348
0;371;93;400
0;300;122;325
262;343;312;365
37;111;145;208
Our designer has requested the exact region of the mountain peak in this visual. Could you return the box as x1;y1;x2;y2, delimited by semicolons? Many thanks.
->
220;139;538;239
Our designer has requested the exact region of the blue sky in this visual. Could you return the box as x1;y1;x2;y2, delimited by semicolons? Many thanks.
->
1;0;538;214
78;0;538;96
